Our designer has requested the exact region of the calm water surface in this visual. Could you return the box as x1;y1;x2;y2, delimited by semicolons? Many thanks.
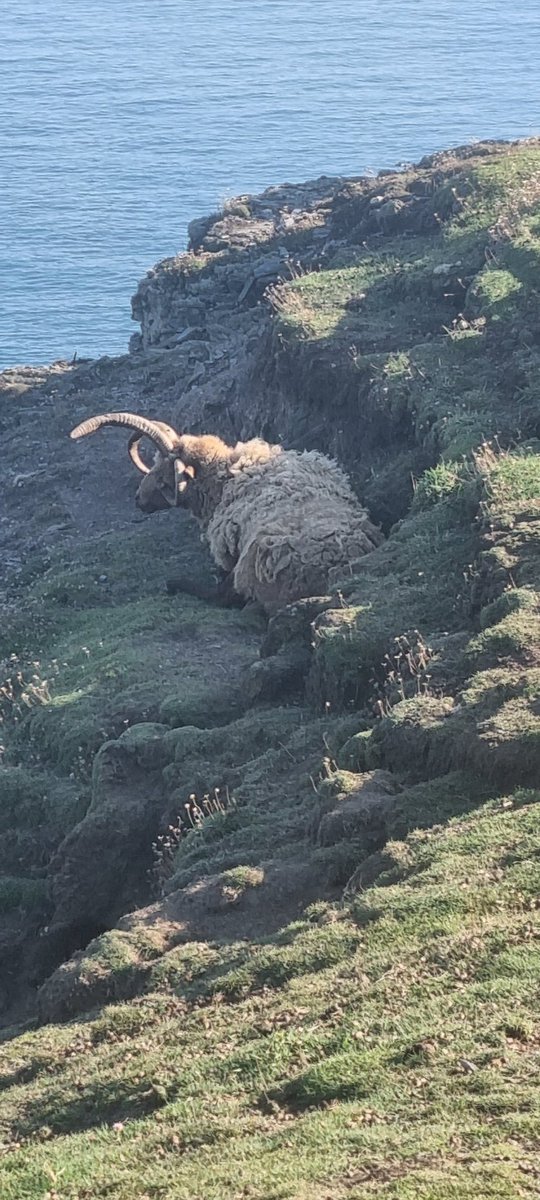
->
1;0;539;366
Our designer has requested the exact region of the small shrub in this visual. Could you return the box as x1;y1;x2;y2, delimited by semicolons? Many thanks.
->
151;788;236;894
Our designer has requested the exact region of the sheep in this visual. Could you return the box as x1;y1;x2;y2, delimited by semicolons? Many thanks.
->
70;412;383;610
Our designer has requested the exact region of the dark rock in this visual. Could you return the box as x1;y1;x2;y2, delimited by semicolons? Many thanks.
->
188;211;221;251
244;647;312;702
261;596;334;658
171;326;208;346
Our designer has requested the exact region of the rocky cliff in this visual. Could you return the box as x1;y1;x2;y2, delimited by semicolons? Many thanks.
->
0;138;539;1200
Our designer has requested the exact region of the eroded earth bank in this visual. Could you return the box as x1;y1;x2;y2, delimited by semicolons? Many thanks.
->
0;139;539;1199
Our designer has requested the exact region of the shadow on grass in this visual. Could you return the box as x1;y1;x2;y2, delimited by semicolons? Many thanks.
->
11;1073;179;1138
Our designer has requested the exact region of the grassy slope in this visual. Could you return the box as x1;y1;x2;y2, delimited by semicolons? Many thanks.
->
1;141;540;1198
0;793;539;1199
0;520;263;928
270;143;540;531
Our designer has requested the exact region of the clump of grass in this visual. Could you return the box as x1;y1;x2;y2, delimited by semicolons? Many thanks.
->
369;629;435;716
486;447;540;506
412;460;468;509
148;942;223;995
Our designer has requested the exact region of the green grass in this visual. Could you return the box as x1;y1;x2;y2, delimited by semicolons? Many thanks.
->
0;523;261;786
272;142;540;533
1;792;539;1198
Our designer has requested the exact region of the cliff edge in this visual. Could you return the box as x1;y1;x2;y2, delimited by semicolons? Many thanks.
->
0;139;539;1199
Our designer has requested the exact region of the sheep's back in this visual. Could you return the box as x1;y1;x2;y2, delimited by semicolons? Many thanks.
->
223;450;360;517
206;449;382;604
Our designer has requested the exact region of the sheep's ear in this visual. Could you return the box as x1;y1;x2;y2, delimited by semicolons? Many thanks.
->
172;459;195;480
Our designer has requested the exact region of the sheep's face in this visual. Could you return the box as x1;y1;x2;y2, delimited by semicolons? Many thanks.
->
134;434;233;521
135;452;195;513
69;415;231;521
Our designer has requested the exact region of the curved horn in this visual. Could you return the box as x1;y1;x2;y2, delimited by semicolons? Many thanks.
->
153;420;184;443
69;412;180;458
128;433;152;475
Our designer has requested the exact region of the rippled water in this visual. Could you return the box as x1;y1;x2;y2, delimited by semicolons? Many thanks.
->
1;0;539;367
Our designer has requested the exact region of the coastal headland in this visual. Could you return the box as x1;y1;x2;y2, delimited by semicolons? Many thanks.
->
1;138;539;1198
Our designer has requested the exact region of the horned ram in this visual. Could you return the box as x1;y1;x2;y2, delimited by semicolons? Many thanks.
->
70;413;383;610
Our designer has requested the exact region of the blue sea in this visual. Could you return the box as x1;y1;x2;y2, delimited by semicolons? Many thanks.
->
1;0;539;368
